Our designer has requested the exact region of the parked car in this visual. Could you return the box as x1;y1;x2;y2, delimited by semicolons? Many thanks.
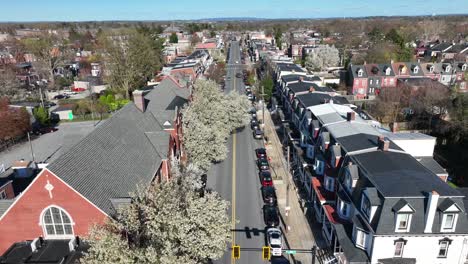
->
53;94;69;100
249;108;257;118
251;119;259;130
259;171;273;187
267;228;283;256
257;158;270;171
253;128;263;139
261;186;277;205
236;73;243;78
255;148;267;159
33;127;58;135
263;205;280;227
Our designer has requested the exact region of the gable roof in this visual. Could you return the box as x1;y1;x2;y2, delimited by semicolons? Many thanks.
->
47;103;165;215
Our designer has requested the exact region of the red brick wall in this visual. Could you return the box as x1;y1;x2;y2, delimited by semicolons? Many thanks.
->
0;169;107;254
0;181;15;199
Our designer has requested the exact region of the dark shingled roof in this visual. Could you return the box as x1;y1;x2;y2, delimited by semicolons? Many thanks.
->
295;93;349;108
415;157;447;176
350;151;461;198
334;224;370;263
0;239;87;264
277;63;305;73
378;258;416;264
281;74;321;84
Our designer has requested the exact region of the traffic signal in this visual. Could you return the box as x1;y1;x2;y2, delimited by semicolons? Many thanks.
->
262;246;271;260
232;245;240;259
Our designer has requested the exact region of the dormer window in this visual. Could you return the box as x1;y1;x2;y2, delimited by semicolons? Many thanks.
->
429;65;434;73
462;64;467;71
385;67;391;76
413;66;419;74
439;199;462;232
399;65;407;74
392;199;415;232
357;68;363;77
361;194;371;220
445;65;451;73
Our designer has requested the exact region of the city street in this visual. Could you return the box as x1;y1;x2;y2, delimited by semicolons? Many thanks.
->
207;40;267;264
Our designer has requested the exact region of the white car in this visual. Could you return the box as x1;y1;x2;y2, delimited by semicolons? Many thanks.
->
267;228;283;256
235;60;239;64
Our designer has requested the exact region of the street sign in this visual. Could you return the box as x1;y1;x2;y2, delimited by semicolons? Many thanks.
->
285;250;297;254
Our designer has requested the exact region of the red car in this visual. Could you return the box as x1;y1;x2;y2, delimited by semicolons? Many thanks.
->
260;171;273;186
255;148;267;159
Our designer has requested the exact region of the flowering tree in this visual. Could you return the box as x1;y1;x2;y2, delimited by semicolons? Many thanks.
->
82;164;231;264
182;79;249;171
305;45;340;72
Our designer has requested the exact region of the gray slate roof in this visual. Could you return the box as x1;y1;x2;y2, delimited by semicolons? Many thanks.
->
47;104;166;215
46;78;189;215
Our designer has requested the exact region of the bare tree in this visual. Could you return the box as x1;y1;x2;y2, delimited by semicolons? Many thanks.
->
21;34;72;89
371;84;411;124
0;66;21;98
420;20;447;42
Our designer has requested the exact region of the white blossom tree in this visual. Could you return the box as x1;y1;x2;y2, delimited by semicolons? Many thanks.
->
305;45;340;72
82;164;231;264
182;79;250;171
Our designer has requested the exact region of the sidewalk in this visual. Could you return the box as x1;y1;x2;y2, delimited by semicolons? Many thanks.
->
259;108;317;264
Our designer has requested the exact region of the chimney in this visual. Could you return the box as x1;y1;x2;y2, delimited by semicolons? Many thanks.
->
309;86;315;93
377;135;390;151
424;191;440;233
364;61;367;65
346;112;355;122
133;90;146;112
390;59;394;64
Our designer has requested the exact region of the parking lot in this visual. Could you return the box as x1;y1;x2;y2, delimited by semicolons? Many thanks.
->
0;121;97;169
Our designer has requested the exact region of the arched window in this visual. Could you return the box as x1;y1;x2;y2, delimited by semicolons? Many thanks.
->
41;206;74;238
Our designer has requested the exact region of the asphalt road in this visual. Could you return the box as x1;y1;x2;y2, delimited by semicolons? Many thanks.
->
208;41;267;264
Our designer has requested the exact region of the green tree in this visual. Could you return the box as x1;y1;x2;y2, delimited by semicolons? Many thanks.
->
33;106;50;126
273;25;283;49
82;164;231;264
169;32;178;43
368;27;385;43
210;30;216;38
260;76;274;101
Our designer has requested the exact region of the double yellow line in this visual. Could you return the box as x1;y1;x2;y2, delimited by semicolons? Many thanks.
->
231;133;237;264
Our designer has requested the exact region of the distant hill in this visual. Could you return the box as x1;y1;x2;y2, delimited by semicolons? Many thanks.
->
196;17;268;22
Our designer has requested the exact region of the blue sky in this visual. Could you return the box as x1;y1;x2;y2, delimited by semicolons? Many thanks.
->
1;0;467;21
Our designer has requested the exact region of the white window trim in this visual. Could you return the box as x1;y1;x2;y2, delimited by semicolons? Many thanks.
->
39;205;75;239
441;213;458;232
338;199;350;219
394;241;405;257
0;189;6;199
354;228;367;250
438;241;450;258
395;213;412;233
345;171;352;193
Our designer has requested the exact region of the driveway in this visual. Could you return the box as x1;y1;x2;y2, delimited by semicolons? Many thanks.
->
0;121;97;169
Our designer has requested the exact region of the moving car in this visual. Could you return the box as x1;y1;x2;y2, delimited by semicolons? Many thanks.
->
257;158;270;171
53;94;70;100
263;205;280;227
255;148;267;159
259;171;273;187
261;186;277;205
266;228;283;256
235;60;239;64
253;128;263;139
235;73;243;78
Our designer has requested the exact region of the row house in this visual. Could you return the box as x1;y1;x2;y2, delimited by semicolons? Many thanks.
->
347;62;468;96
274;63;306;81
425;42;468;61
0;77;190;255
300;109;468;263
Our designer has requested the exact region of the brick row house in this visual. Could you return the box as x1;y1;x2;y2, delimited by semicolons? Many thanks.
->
347;61;468;97
281;100;468;263
0;76;190;255
270;56;468;262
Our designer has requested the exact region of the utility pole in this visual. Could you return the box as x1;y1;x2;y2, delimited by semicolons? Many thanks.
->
285;145;290;231
27;132;35;162
262;85;265;129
